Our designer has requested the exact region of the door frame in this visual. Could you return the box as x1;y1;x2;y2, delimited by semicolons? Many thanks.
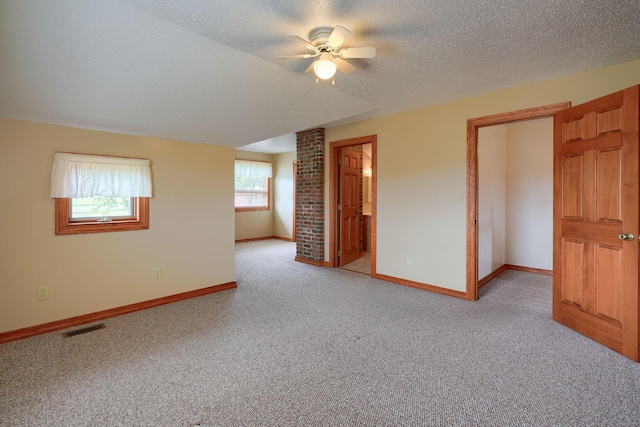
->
466;102;571;301
329;134;377;276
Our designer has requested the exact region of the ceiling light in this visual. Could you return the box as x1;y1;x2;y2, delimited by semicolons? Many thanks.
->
313;54;337;80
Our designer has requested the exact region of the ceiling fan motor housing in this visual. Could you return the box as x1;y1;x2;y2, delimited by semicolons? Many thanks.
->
308;27;334;47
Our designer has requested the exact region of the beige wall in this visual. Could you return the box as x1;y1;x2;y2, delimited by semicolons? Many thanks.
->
325;59;640;292
478;125;506;279
0;119;235;333
3;60;639;332
505;119;553;270
477;119;553;279
234;150;274;240
273;151;296;240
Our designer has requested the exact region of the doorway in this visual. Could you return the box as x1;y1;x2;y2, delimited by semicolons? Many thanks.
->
466;103;570;300
329;135;377;277
477;118;554;286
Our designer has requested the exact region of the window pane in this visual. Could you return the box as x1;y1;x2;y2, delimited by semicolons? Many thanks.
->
234;173;268;208
235;192;267;208
235;175;267;191
71;196;133;219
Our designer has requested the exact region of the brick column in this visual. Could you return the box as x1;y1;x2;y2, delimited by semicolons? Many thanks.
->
295;128;324;265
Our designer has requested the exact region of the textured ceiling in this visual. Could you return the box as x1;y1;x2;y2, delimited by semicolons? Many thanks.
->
1;1;639;153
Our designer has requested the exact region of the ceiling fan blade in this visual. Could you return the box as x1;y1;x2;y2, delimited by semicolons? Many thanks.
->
334;57;356;74
339;46;376;59
305;61;318;74
287;35;315;51
327;25;351;49
277;53;316;59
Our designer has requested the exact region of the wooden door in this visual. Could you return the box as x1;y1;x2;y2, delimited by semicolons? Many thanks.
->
553;85;639;362
339;148;361;266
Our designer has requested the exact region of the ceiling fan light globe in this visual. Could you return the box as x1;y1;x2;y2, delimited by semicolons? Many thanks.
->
314;59;337;80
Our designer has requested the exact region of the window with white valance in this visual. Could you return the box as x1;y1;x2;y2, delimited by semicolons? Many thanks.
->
234;159;272;178
50;152;152;198
235;160;272;211
50;152;152;235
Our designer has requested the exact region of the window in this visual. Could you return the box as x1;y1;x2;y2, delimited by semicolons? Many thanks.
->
71;196;133;220
51;152;152;235
55;197;149;235
235;160;272;211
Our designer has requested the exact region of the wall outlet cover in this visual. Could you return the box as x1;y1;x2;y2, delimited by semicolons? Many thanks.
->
37;286;49;301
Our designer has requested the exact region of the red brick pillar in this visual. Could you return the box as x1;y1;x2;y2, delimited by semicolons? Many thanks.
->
295;128;325;265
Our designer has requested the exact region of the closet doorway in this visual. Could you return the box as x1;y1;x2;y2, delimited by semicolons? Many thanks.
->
466;103;570;300
477;118;553;284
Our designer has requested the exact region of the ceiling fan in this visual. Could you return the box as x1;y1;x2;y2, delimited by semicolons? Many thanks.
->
278;26;376;83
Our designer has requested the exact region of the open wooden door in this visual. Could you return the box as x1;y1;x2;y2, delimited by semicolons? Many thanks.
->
339;148;361;266
553;85;639;362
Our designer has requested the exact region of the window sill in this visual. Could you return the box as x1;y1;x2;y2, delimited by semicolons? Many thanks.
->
235;207;270;212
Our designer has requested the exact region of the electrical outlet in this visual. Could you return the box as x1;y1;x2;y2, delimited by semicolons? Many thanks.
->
407;256;419;266
153;268;162;280
37;286;49;301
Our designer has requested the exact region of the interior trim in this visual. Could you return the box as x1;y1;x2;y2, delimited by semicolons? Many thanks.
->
272;236;295;242
505;264;553;276
329;135;377;275
235;236;294;243
479;264;553;288
55;197;150;235
294;256;329;267
375;273;467;299
478;265;507;288
466;102;571;301
0;282;237;344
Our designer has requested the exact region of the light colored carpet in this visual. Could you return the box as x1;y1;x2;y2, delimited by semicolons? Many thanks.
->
1;240;639;426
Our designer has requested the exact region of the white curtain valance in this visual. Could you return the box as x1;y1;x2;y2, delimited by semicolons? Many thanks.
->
235;160;272;178
50;152;152;198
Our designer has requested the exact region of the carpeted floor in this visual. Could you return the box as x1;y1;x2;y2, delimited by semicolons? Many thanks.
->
1;240;639;426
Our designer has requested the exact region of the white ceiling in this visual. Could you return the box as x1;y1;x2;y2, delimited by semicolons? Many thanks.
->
1;1;639;154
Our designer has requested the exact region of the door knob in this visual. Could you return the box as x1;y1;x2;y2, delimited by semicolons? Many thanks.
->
618;232;634;241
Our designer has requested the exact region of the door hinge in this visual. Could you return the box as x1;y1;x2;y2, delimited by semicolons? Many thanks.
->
338;250;342;256
338;158;342;165
338;204;342;211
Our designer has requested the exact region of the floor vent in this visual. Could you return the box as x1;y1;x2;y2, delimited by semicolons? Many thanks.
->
62;323;106;338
